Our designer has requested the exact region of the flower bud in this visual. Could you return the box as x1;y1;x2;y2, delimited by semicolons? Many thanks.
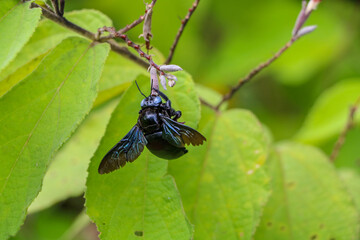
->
150;66;158;86
305;0;321;15
165;74;177;81
160;65;183;72
160;74;167;90
139;4;153;41
168;80;176;87
296;25;317;38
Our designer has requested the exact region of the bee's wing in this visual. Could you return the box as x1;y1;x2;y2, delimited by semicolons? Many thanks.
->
160;115;206;148
98;124;148;174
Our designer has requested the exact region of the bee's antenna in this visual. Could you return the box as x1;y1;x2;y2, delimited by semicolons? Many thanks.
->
135;80;147;98
158;91;169;102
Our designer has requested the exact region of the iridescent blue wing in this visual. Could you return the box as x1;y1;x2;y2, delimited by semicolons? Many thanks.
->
98;124;148;174
161;116;206;148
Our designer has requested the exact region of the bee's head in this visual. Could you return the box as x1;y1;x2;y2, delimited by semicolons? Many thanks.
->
140;95;162;108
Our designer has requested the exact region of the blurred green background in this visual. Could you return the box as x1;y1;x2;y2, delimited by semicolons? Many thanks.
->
12;0;360;239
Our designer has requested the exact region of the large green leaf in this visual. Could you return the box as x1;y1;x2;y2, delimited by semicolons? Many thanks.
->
85;73;199;240
254;142;359;240
169;107;271;240
296;79;360;144
0;9;112;92
0;37;110;239
28;99;118;214
0;0;41;72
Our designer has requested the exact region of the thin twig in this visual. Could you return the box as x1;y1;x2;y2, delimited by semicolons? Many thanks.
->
31;3;148;69
215;37;297;110
50;0;62;16
118;14;145;34
59;0;65;16
330;97;360;162
164;0;200;64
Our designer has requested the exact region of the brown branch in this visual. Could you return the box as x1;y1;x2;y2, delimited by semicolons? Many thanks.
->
31;3;148;69
330;97;360;162
215;37;297;110
164;0;200;64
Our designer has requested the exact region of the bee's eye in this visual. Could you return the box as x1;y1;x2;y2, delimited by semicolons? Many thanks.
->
140;99;146;108
154;96;162;104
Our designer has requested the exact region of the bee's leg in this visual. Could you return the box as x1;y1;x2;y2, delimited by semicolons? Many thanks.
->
172;110;182;121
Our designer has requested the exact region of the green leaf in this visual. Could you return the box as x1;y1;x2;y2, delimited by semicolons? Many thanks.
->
168;107;271;240
0;9;112;91
0;1;41;72
0;37;110;239
85;73;198;240
28;99;118;214
254;142;359;240
296;79;360;144
339;169;360;214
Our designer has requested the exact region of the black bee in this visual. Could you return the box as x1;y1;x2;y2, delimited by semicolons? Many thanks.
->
98;86;206;174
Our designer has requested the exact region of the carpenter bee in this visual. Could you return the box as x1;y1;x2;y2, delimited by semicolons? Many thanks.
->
98;84;206;174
